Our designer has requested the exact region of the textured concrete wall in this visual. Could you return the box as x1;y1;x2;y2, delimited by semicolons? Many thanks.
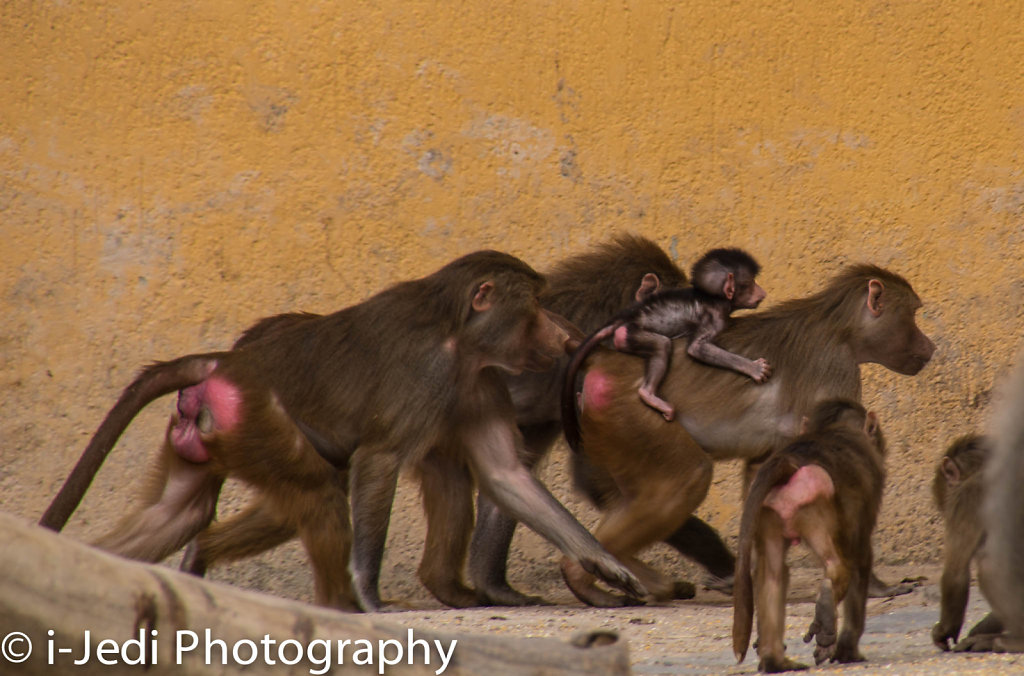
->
3;1;1023;604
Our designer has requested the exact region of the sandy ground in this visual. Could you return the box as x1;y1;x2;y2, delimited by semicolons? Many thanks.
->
365;564;1024;675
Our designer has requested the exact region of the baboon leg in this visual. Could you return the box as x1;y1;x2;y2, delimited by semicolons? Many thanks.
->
631;331;675;421
417;449;478;608
226;393;359;612
969;612;1005;638
833;559;870;663
663;516;737;592
295;471;358;611
93;442;223;563
469;421;559;606
186;500;297;575
562;453;712;607
755;515;807;673
798;497;867;665
797;501;848;665
953;613;1005;652
349;448;400;611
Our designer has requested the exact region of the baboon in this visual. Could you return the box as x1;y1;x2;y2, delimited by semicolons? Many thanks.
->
929;434;998;651
971;357;1024;652
182;235;725;610
39;251;643;609
733;399;886;673
562;264;934;606
471;235;740;606
562;246;769;433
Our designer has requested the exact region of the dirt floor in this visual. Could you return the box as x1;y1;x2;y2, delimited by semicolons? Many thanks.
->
366;564;1023;675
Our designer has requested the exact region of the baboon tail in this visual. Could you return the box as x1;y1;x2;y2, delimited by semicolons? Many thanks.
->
732;456;798;663
560;325;615;453
39;353;228;531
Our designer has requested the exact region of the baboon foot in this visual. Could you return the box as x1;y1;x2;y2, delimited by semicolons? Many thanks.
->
867;573;922;598
831;641;866;664
703;572;734;595
672;580;696;600
578;552;646;599
561;558;643;608
624;559;678;602
759;655;809;673
357;599;405;613
476;583;551;607
953;634;997;652
994;634;1024;653
804;582;837;665
421;578;480;609
638;389;675;421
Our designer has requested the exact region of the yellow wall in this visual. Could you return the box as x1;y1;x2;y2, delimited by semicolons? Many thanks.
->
3;1;1024;601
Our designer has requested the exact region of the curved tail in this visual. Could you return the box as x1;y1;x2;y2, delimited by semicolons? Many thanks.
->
732;455;799;663
39;353;226;532
560;325;616;453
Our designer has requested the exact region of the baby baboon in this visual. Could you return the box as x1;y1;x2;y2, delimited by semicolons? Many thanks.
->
563;247;769;427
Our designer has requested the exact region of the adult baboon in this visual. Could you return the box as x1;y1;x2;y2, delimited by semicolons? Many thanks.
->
40;251;643;609
564;264;934;606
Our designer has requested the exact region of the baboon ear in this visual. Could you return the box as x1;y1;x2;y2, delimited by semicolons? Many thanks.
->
472;282;495;312
722;272;736;300
941;456;962;486
866;279;885;317
865;411;880;438
635;273;661;302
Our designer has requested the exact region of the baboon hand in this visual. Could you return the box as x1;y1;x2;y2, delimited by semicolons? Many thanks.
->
804;617;837;665
580;554;647;599
931;622;958;651
750;358;772;383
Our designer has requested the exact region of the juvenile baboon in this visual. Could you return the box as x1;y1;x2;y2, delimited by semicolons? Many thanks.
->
733;399;886;673
562;246;769;433
39;251;643;609
563;264;934;606
929;434;998;651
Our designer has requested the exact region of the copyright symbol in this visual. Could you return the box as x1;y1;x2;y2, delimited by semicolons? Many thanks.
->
2;632;32;663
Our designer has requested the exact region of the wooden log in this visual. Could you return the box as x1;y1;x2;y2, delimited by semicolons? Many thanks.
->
0;513;630;675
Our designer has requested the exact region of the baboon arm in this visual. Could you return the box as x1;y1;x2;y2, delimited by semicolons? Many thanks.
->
349;448;401;611
687;333;756;374
932;528;981;649
461;415;644;599
465;419;593;555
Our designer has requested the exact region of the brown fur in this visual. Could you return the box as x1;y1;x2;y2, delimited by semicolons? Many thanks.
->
981;359;1024;652
563;264;934;606
467;235;737;606
562;246;768;441
733;399;886;672
40;250;643;610
954;358;1024;653
177;235;705;610
930;434;998;651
